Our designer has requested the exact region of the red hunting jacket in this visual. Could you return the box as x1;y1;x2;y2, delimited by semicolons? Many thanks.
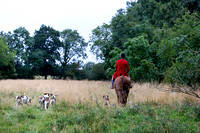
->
113;58;130;79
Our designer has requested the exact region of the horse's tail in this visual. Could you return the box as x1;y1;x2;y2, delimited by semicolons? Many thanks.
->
121;76;130;105
121;75;125;84
121;75;130;89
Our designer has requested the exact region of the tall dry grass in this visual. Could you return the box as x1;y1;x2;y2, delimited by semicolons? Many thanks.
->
0;80;199;107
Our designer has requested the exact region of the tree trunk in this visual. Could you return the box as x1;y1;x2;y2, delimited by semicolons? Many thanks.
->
45;75;47;80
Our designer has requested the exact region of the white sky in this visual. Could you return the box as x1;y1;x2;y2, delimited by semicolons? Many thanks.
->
0;0;128;63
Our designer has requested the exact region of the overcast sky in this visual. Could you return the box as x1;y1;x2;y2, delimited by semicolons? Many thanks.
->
0;0;128;63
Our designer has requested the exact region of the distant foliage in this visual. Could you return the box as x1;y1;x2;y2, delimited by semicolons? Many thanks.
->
60;29;88;79
89;0;200;87
0;37;16;79
0;25;88;80
0;0;200;83
82;62;107;80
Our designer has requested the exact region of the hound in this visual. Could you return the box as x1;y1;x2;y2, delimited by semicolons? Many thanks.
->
15;95;23;106
44;97;50;109
21;93;31;105
39;96;44;108
50;94;56;105
44;93;53;109
15;93;31;106
39;93;53;109
44;93;53;98
103;95;111;107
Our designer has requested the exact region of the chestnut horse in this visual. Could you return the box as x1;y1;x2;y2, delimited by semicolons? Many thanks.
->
114;75;131;107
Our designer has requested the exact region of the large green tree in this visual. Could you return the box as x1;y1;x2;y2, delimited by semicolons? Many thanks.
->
30;24;62;79
159;13;200;88
60;29;87;79
12;27;33;78
90;0;200;86
82;62;107;80
0;37;16;79
89;23;111;60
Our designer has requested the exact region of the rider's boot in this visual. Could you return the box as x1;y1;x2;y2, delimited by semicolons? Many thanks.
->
111;79;115;89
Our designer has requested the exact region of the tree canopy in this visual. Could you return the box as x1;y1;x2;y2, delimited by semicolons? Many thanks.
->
0;37;15;79
89;0;200;88
0;0;200;86
60;29;88;79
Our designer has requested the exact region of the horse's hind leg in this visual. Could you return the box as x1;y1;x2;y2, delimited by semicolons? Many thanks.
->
117;91;124;107
122;90;129;106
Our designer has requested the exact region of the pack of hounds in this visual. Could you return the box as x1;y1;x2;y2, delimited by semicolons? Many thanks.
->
15;93;57;109
15;93;111;109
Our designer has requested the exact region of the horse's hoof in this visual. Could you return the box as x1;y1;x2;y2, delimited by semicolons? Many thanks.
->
130;84;133;88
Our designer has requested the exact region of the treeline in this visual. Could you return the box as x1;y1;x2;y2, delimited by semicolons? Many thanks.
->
89;0;200;89
0;25;106;80
1;0;200;88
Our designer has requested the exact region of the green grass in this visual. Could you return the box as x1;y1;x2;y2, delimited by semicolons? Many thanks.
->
0;100;200;133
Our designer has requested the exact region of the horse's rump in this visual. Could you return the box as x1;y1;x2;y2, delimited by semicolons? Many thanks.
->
114;75;131;106
114;76;131;89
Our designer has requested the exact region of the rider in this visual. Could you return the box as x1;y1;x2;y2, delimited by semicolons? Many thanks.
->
111;53;131;89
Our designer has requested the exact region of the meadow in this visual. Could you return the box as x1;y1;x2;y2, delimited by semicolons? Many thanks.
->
0;80;199;132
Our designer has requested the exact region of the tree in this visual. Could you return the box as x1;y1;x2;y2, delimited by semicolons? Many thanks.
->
111;9;129;49
82;62;107;80
12;27;33;78
0;37;16;79
30;25;62;79
82;62;95;80
89;23;112;60
90;63;107;80
182;0;200;14
64;61;84;80
161;13;200;88
60;29;87;79
127;0;186;28
90;0;200;84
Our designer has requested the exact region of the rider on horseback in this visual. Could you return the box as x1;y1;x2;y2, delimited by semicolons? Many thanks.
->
111;53;131;89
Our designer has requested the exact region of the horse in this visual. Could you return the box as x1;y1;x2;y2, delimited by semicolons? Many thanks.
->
114;75;131;107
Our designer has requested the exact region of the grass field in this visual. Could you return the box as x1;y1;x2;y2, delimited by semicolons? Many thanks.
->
0;80;200;132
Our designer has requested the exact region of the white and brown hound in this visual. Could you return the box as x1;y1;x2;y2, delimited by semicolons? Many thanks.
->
50;94;57;105
39;93;53;109
103;94;111;107
15;93;31;107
